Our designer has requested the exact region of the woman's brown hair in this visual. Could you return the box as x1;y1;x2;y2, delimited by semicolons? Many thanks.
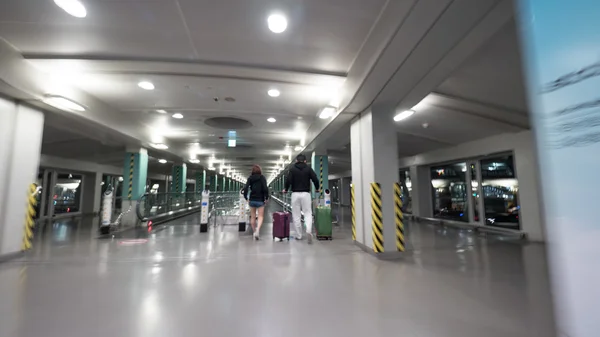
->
251;164;262;175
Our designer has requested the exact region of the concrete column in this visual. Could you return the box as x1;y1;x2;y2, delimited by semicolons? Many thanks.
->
340;177;351;206
171;164;187;193
82;171;102;216
409;166;433;218
350;107;399;254
0;99;44;257
516;1;599;335
120;148;148;226
311;152;328;198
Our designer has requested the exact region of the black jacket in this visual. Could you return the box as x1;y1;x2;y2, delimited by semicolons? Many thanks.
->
284;162;319;193
243;174;269;202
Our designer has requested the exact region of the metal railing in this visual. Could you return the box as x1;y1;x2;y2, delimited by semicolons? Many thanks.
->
136;191;245;225
136;192;203;223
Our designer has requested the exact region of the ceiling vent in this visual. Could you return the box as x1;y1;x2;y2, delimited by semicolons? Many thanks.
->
204;117;252;130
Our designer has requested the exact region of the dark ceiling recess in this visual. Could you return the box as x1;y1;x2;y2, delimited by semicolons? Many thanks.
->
224;97;236;102
204;117;252;129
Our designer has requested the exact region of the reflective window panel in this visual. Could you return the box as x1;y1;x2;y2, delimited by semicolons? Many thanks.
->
481;155;520;230
431;163;468;222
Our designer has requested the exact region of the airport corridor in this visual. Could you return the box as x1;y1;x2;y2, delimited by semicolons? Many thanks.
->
0;205;555;337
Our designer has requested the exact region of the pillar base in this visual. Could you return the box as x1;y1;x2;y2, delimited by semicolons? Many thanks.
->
120;200;139;227
353;241;404;260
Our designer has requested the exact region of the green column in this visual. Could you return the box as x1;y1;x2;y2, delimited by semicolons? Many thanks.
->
171;164;187;193
222;176;226;192
121;150;148;200
210;173;217;192
202;170;207;192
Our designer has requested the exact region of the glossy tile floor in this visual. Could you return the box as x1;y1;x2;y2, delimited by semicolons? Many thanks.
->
0;205;556;337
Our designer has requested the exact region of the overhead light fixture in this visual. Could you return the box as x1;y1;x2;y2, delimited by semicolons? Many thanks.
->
172;113;184;119
268;89;280;97
151;143;168;150
138;81;155;90
189;159;200;164
319;106;336;119
158;159;167;164
294;145;303;151
156;109;167;114
43;95;86;112
267;117;276;123
228;139;236;147
393;109;415;122
54;0;87;18
267;14;287;33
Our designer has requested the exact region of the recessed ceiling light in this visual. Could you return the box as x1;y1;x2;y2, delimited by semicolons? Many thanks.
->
43;95;86;112
319;106;336;119
267;117;276;123
189;159;200;164
138;81;155;90
158;159;167;164
267;14;288;33
294;145;303;151
394;110;415;122
54;0;87;18
268;89;280;97
151;143;169;150
172;113;184;119
156;109;167;114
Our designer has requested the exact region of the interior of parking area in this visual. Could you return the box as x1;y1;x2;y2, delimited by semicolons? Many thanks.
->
0;0;598;336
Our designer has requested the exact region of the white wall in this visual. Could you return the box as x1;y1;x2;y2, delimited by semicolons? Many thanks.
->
399;130;545;241
0;101;44;255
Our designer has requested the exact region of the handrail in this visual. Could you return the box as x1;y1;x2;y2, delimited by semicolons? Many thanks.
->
136;192;203;223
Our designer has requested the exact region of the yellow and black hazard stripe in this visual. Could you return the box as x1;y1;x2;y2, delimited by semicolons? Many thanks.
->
370;182;383;253
128;153;134;199
21;184;37;251
319;156;323;197
351;184;356;241
394;182;405;252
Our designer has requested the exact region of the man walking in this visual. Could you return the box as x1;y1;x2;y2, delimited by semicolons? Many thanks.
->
283;154;320;244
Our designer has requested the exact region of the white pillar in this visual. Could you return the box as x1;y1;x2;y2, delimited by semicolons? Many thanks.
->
409;166;433;218
82;171;102;216
350;107;399;254
0;98;44;256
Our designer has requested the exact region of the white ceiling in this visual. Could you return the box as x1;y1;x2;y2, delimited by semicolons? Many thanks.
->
0;0;389;179
0;0;532;182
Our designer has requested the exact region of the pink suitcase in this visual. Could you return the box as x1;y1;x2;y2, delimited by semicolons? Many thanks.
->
272;211;290;240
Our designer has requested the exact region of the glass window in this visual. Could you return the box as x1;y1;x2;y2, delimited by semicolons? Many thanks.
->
431;163;468;222
53;173;82;214
481;155;520;230
399;170;412;213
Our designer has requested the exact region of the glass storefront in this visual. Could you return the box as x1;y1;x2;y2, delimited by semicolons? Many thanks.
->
53;173;82;214
428;154;520;230
399;170;412;213
431;163;468;222
481;155;520;230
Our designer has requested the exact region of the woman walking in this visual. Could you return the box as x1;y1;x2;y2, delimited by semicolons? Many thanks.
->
242;165;269;240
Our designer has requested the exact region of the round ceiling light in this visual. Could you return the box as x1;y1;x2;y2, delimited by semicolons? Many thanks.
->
138;81;155;90
156;109;167;114
158;159;167;164
267;117;276;123
268;89;280;97
172;113;184;119
54;0;87;18
267;14;287;33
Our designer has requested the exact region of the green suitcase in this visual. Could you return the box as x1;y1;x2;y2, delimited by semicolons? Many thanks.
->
314;207;333;240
